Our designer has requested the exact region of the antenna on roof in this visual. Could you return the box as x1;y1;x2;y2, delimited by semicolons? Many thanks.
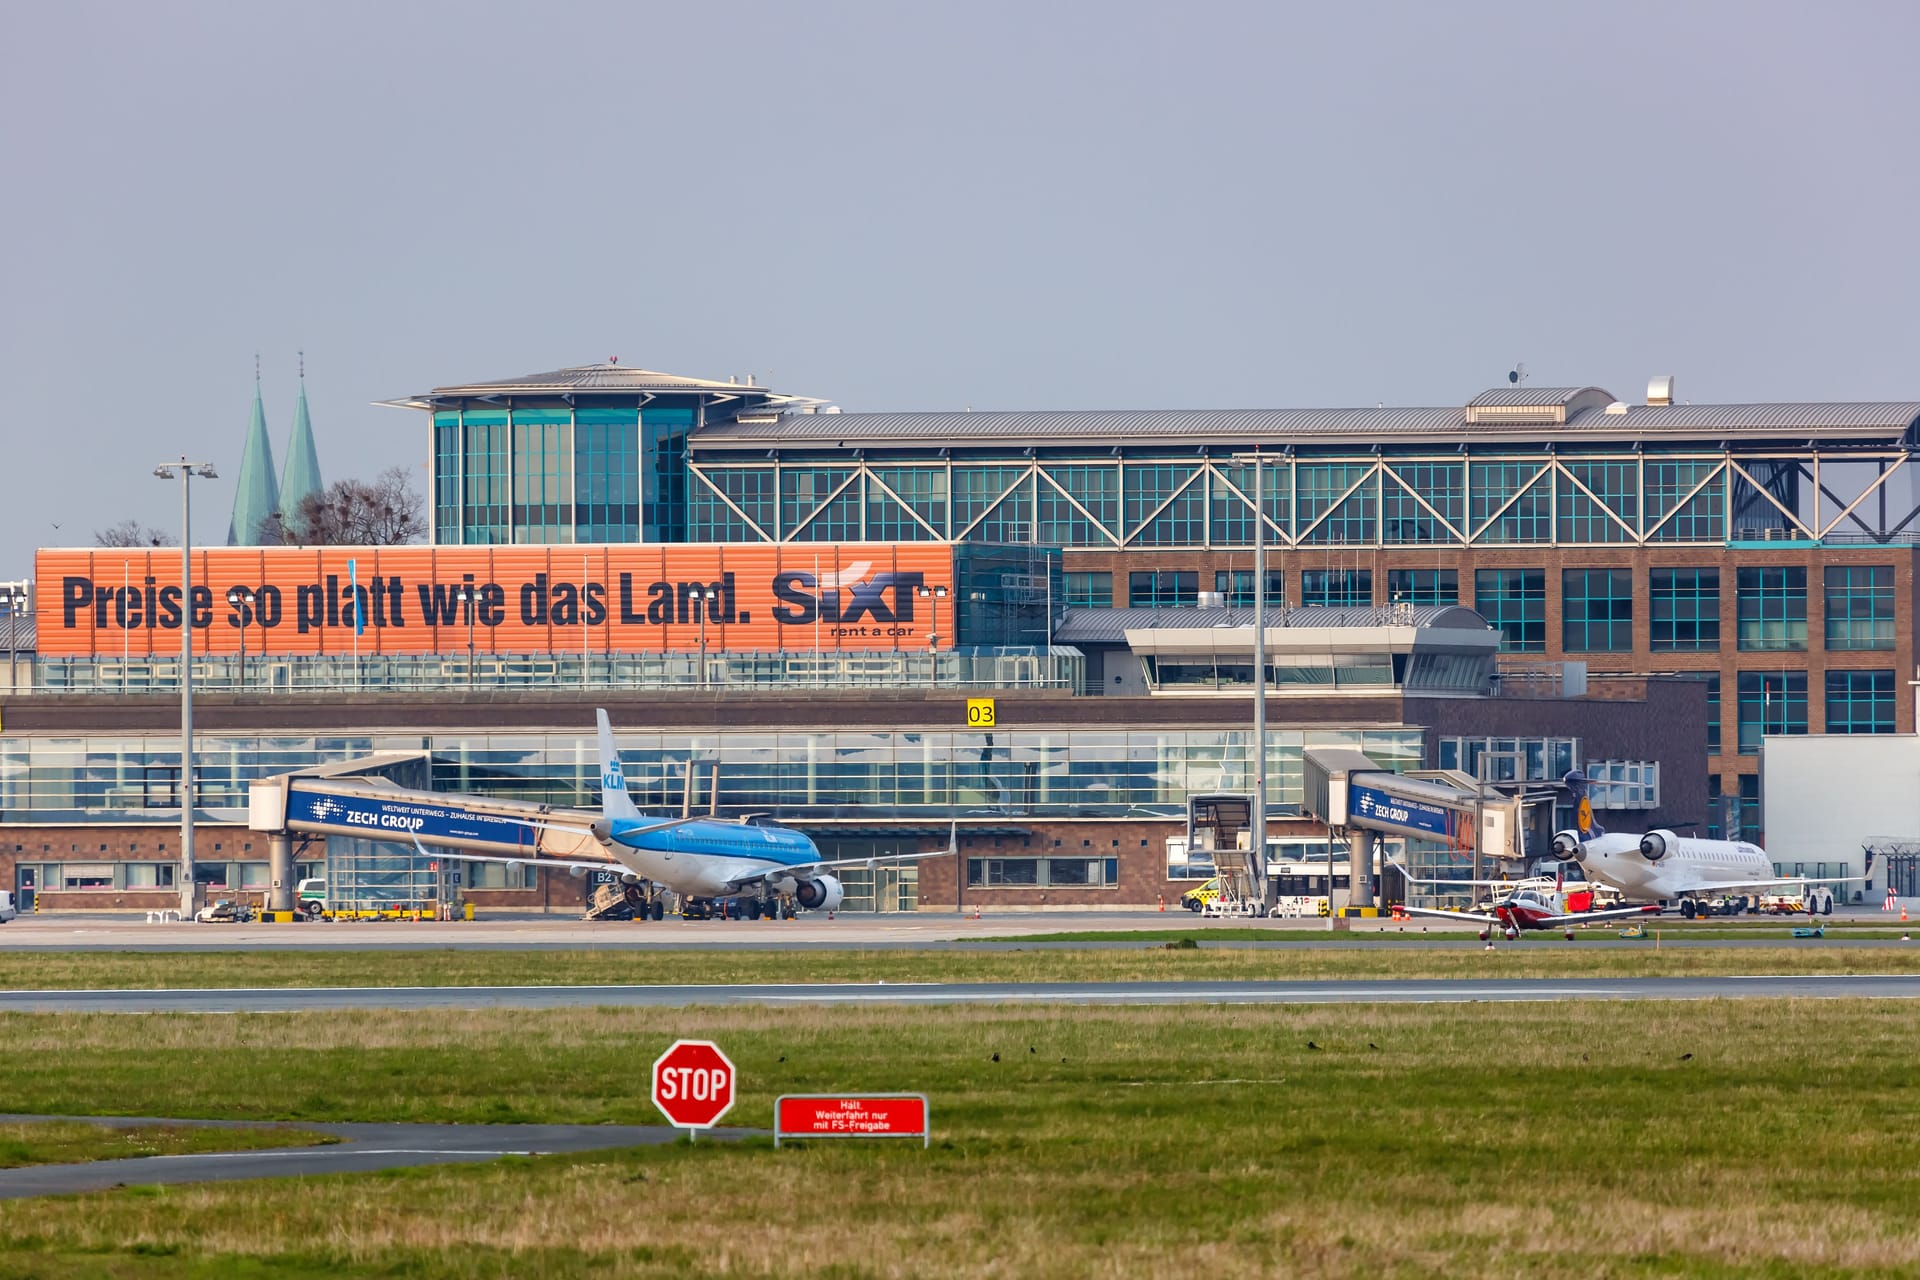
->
1508;362;1528;386
609;355;619;365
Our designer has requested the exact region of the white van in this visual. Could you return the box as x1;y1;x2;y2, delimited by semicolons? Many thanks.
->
0;890;17;923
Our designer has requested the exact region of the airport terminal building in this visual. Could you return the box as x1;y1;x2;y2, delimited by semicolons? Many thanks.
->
5;362;1914;911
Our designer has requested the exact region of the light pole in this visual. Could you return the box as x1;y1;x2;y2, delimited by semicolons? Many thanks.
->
454;586;477;686
226;587;255;691
916;584;949;688
687;587;710;687
2;583;25;695
154;458;218;920
1231;450;1278;919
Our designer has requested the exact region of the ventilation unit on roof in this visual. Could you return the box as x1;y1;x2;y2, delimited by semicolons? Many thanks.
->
1605;401;1629;415
1647;376;1675;406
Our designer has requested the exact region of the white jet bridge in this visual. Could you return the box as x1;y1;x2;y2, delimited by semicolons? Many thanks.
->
1303;746;1524;912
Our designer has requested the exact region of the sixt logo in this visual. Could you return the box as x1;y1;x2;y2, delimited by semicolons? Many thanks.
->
769;568;925;626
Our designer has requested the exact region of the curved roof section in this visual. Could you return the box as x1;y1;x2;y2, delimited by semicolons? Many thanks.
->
1466;386;1609;407
1053;605;1493;645
425;363;753;396
697;400;1920;450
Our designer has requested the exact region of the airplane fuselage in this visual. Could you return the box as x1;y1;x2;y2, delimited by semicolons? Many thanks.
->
604;818;824;898
1572;831;1774;901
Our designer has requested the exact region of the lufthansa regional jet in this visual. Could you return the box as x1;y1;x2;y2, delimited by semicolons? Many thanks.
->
1549;770;1866;917
431;710;952;917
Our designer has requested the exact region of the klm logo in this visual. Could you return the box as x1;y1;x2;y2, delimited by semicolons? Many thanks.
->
603;762;625;792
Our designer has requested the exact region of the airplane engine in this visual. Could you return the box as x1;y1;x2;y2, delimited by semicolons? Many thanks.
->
1639;831;1673;862
569;864;589;878
620;872;643;886
590;818;613;844
1551;830;1586;861
794;874;844;912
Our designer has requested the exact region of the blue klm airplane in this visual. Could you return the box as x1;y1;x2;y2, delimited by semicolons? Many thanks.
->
429;710;951;917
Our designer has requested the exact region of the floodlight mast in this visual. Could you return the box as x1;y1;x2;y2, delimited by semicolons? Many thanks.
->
155;458;218;919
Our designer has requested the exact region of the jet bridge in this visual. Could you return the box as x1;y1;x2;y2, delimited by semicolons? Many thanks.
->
247;755;608;913
1304;746;1523;911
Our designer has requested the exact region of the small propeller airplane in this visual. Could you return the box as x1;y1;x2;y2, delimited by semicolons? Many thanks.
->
1390;857;1661;940
424;709;954;918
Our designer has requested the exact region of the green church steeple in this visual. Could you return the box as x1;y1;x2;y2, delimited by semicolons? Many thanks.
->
279;351;324;535
228;359;282;545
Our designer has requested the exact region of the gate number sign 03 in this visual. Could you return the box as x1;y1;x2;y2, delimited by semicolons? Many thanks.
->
965;697;996;727
774;1094;931;1148
651;1040;736;1139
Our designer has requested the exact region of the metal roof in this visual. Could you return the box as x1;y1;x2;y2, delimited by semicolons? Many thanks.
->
1466;386;1608;407
1053;606;1491;646
694;399;1920;450
429;364;755;395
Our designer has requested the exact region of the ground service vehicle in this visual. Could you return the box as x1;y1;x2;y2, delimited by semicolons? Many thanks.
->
296;878;328;918
0;890;15;923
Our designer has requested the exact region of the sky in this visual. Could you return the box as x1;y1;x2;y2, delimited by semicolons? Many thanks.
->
3;0;1917;565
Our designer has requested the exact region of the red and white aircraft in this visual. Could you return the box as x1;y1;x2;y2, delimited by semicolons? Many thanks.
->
1405;888;1661;941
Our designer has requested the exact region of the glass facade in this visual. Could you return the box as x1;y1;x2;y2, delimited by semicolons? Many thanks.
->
1561;568;1634;652
1300;569;1371;608
435;403;664;545
1825;669;1896;734
1214;570;1287;608
1737;670;1807;754
1824;566;1895;651
1649;568;1720;651
1736;567;1807;652
0;727;1426;825
1129;570;1198;609
1385;569;1457;605
1063;572;1113;608
1473;569;1545;653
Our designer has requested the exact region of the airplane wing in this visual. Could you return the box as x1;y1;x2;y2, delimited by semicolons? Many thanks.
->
1659;875;1873;895
1537;903;1663;926
1404;906;1500;925
1386;858;1553;888
410;834;624;876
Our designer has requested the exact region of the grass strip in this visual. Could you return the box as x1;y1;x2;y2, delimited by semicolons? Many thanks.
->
2;944;1920;992
0;1000;1913;1277
0;1121;334;1169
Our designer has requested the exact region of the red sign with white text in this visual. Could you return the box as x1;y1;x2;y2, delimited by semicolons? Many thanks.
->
774;1094;930;1147
651;1040;736;1131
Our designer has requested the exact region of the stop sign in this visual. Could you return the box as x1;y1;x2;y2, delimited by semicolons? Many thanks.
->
651;1039;737;1132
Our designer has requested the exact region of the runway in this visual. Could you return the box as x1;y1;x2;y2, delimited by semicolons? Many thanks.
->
3;973;1919;1013
0;910;1903;952
0;1115;746;1200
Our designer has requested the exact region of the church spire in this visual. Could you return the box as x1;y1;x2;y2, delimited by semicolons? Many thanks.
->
279;350;324;537
227;358;281;545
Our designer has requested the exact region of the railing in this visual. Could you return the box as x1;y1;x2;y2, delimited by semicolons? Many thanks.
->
27;647;1086;695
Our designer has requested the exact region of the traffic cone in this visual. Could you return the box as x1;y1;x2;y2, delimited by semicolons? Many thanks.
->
1903;904;1909;923
972;905;982;921
1157;895;1165;912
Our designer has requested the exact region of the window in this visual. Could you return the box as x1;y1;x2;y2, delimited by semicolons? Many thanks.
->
1063;572;1113;609
1700;674;1721;755
1214;570;1287;608
1649;568;1720;651
1825;670;1895;735
1583;760;1660;809
1386;569;1458;606
124;863;176;888
1707;775;1722;840
1301;569;1371;608
1473;569;1545;653
1737;671;1807;754
61;863;115;890
1128;571;1198;609
465;861;535;890
1736;567;1807;651
968;858;1117;887
1562;569;1634;652
1732;774;1760;842
1824;566;1894;651
1437;736;1577;782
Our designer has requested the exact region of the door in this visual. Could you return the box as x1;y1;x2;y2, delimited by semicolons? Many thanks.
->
15;865;35;913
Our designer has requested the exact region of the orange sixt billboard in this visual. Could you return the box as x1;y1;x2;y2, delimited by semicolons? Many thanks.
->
35;544;955;657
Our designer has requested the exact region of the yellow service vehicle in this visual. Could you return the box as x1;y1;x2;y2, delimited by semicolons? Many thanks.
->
1179;878;1224;912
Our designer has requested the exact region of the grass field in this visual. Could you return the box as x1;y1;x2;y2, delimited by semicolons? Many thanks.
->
0;999;1916;1277
0;1121;332;1169
1;944;1919;992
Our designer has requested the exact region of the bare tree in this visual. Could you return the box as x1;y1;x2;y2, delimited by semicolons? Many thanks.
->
95;519;176;547
263;466;425;546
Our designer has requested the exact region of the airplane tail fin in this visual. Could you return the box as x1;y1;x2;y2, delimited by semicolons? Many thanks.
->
1562;770;1605;839
597;709;642;824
